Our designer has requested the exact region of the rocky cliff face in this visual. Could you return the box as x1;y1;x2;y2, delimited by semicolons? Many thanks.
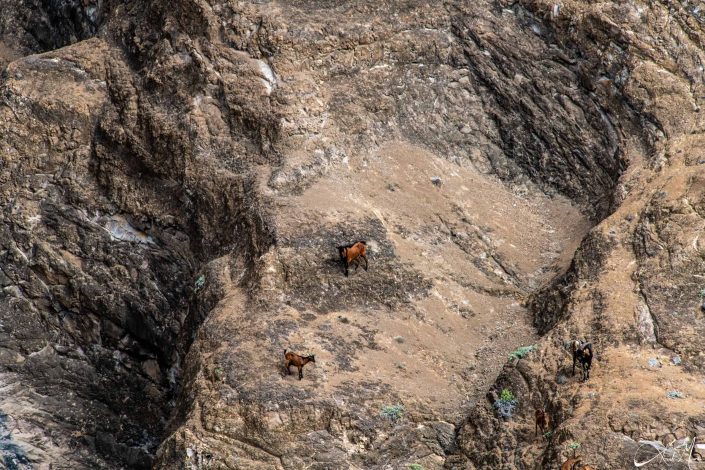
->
0;0;703;469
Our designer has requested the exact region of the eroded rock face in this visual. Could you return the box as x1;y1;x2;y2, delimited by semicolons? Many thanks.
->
1;0;703;469
0;1;273;467
0;0;106;63
455;1;705;469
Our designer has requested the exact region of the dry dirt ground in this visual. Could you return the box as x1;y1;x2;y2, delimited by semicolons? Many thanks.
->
160;138;591;469
270;141;590;417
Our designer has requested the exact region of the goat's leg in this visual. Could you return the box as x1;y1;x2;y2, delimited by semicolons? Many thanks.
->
354;258;360;272
361;254;368;271
285;361;291;375
298;366;303;380
572;357;576;376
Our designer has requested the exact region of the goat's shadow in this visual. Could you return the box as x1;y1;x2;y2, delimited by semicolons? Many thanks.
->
557;365;590;385
280;219;431;312
322;253;369;277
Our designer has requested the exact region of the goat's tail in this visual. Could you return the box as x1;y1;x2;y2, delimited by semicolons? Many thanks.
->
283;349;287;355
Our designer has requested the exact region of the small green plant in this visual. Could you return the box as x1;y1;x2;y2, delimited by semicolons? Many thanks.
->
508;345;536;361
408;464;424;470
194;274;206;292
380;405;405;422
698;288;705;300
500;388;515;402
543;431;553;440
494;388;518;419
568;441;581;457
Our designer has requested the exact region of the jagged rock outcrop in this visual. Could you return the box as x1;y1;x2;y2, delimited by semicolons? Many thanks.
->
1;0;704;469
455;1;705;469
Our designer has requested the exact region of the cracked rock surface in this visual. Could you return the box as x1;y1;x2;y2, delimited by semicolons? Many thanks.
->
0;0;703;469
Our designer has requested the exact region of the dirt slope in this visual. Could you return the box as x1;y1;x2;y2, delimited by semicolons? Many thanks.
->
0;0;703;469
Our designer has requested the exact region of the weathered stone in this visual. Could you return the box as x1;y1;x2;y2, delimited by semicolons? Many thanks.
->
1;0;704;469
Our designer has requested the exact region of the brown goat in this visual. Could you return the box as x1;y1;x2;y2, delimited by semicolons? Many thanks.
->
561;457;595;470
561;457;582;470
535;408;551;436
284;349;315;380
337;241;368;277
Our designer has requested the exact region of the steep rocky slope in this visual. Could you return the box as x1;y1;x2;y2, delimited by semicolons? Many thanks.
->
0;0;703;469
456;1;705;469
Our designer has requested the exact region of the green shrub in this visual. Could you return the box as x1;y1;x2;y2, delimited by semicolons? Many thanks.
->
567;441;581;457
408;465;424;470
500;388;515;402
194;274;206;292
494;388;518;419
508;345;536;361
380;405;405;422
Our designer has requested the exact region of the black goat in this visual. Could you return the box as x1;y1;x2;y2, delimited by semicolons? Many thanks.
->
572;340;593;382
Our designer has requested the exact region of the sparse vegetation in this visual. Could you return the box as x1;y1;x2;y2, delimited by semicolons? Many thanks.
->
508;345;536;361
380;405;405;422
568;441;581;457
543;431;553;440
194;274;206;292
494;388;518;419
408;464;424;470
500;388;515;402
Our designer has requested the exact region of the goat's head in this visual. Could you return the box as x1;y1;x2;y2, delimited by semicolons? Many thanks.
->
572;340;580;353
307;354;316;363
